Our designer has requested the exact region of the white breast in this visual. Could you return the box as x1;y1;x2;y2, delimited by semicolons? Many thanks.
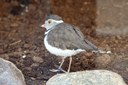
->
44;35;85;57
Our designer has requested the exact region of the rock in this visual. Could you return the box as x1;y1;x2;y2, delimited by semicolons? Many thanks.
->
96;0;128;36
0;58;26;85
32;56;43;63
46;70;126;85
23;44;30;48
108;59;128;84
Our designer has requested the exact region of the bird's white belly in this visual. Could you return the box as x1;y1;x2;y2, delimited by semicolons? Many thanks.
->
44;35;85;57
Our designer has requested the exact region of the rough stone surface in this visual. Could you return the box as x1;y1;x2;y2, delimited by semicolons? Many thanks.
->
96;0;128;36
46;70;126;85
108;59;128;84
0;58;26;85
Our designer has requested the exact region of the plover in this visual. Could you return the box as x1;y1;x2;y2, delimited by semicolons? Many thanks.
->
41;14;100;72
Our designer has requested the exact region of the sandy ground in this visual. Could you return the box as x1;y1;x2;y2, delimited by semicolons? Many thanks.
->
0;0;127;85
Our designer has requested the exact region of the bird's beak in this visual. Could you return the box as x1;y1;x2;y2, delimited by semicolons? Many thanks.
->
41;24;45;28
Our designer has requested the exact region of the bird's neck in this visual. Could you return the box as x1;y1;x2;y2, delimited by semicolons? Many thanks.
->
45;28;54;35
44;25;58;35
45;21;64;35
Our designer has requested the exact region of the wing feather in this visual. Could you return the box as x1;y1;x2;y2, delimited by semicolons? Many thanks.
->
47;23;98;51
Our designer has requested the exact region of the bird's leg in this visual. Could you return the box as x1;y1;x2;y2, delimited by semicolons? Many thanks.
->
57;57;66;72
58;57;65;69
67;56;72;72
50;57;66;73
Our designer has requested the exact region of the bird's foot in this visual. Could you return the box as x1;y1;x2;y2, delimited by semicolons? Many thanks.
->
50;68;67;73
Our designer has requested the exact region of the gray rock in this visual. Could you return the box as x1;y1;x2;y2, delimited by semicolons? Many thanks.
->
0;58;26;85
46;70;126;85
108;59;128;84
96;0;128;36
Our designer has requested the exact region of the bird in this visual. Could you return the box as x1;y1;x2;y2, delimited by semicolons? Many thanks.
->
41;14;100;73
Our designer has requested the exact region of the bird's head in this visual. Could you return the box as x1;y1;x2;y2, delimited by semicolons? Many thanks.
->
41;14;64;30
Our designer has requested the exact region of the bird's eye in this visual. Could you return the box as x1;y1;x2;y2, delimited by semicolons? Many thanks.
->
48;20;51;24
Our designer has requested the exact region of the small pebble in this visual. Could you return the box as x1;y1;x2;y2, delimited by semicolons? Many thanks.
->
32;56;43;63
22;55;26;58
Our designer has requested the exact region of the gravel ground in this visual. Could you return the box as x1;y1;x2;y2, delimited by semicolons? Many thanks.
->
0;0;127;85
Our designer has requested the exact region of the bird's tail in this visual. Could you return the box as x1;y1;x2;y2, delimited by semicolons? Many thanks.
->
92;49;112;54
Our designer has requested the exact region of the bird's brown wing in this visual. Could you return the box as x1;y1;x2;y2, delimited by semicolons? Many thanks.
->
47;23;98;51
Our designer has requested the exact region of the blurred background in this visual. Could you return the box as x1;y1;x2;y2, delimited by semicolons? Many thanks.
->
0;0;128;85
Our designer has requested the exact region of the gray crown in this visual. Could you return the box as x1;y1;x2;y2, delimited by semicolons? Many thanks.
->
45;14;62;21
